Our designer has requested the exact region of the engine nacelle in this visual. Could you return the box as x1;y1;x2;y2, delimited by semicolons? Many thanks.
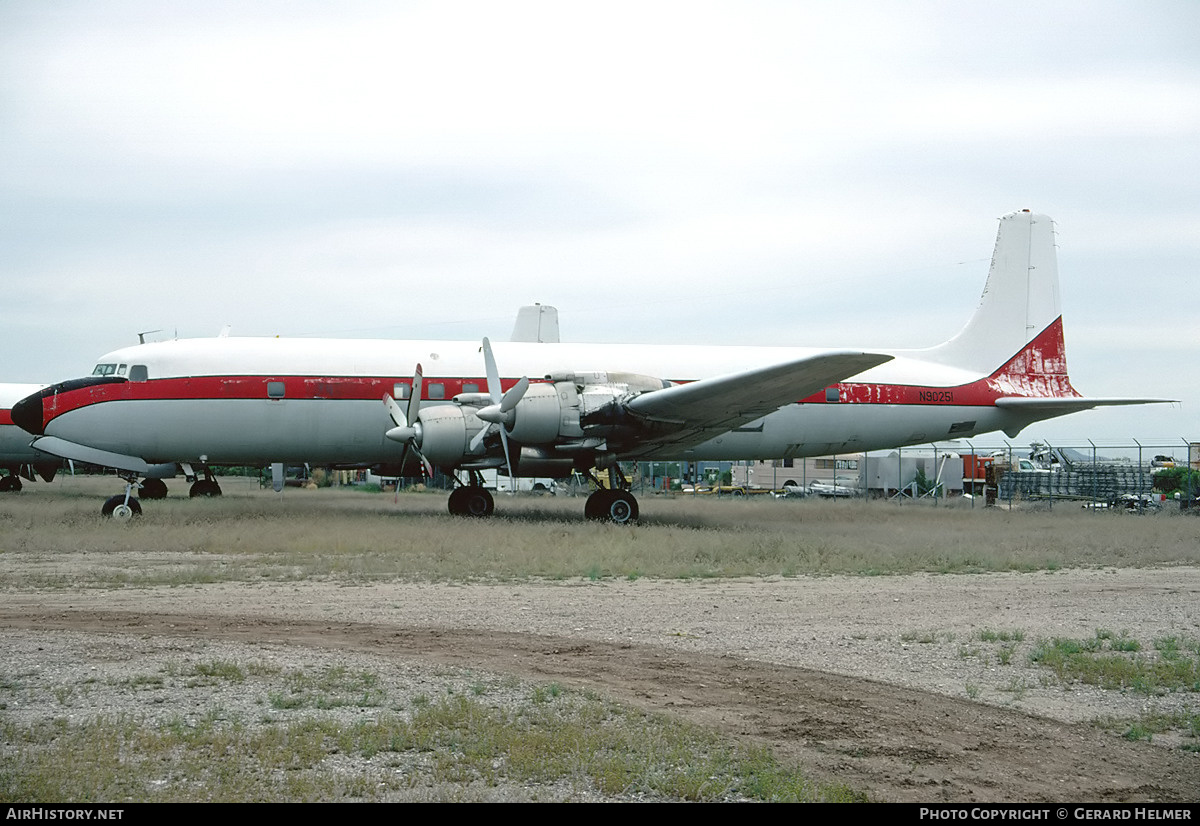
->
416;405;473;465
500;373;673;446
505;383;577;444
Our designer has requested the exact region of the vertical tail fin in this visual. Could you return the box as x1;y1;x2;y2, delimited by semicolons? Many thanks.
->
926;210;1063;376
927;210;1171;417
510;304;560;343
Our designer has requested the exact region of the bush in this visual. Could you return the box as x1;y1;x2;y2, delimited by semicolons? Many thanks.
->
1154;467;1200;494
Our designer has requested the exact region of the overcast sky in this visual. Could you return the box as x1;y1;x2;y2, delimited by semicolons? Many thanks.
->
2;1;1196;449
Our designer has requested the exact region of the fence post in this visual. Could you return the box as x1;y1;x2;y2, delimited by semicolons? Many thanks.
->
1089;439;1097;511
933;443;939;506
967;439;976;509
1005;440;1014;508
1134;439;1143;497
1047;441;1054;510
1186;437;1195;509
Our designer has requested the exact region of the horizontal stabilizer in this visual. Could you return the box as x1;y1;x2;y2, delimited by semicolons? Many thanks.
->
628;351;893;431
30;436;177;478
995;396;1177;414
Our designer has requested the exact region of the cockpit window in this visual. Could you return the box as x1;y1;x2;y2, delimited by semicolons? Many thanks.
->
92;363;118;376
116;364;127;376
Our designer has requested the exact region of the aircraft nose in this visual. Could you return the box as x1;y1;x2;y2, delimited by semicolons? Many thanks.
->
11;390;45;435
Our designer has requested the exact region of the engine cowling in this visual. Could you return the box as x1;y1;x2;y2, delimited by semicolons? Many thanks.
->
414;405;474;466
504;383;574;444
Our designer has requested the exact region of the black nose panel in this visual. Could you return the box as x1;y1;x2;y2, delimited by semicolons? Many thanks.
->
9;376;127;436
10;391;45;435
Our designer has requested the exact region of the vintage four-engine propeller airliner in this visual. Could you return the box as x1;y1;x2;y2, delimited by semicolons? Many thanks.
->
12;211;1167;522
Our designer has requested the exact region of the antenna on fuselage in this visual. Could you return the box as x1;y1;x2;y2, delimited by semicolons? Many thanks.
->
137;329;162;345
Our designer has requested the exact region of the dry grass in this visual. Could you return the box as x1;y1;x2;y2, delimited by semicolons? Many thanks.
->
1;657;861;803
2;475;1198;586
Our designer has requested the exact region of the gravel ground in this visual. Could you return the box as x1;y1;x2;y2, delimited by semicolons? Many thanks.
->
3;566;1199;801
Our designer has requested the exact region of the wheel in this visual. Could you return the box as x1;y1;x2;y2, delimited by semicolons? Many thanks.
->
448;486;494;517
584;489;614;520
101;495;142;521
731;488;745;496
463;487;494;517
189;480;222;498
139;478;168;499
585;489;638;524
0;475;22;492
605;490;639;524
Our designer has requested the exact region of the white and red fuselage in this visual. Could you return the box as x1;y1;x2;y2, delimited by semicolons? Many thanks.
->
15;317;1075;469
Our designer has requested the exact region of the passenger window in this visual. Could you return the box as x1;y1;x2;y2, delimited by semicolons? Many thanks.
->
129;365;149;382
462;382;479;394
393;382;410;400
825;386;840;403
267;381;286;399
427;383;445;400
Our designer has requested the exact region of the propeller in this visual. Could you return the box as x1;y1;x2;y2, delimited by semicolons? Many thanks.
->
469;337;529;475
383;364;432;478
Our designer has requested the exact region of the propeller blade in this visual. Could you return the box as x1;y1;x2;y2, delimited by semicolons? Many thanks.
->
468;421;490;452
499;428;516;479
383;393;407;429
407;364;423;426
384;365;430;477
501;376;529;413
483;337;502;403
478;337;522;476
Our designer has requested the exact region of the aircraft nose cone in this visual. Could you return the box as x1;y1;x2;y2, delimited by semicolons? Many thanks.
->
10;391;45;435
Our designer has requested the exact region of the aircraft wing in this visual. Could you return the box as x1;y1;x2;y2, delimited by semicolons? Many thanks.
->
620;350;892;453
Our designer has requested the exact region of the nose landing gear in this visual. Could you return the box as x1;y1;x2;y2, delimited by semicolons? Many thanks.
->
101;475;142;522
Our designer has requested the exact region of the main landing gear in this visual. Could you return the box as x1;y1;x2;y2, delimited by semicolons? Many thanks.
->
138;478;169;500
447;471;494;517
584;488;639;524
0;474;22;493
444;468;639;524
583;466;639;525
187;467;222;498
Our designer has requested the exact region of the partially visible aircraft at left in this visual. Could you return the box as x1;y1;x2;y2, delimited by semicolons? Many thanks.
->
0;384;60;491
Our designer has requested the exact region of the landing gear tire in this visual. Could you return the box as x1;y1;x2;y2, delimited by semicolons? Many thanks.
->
584;489;612;520
585;489;639;524
0;475;22;493
189;480;222;498
101;495;142;521
448;486;494;517
139;478;168;500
